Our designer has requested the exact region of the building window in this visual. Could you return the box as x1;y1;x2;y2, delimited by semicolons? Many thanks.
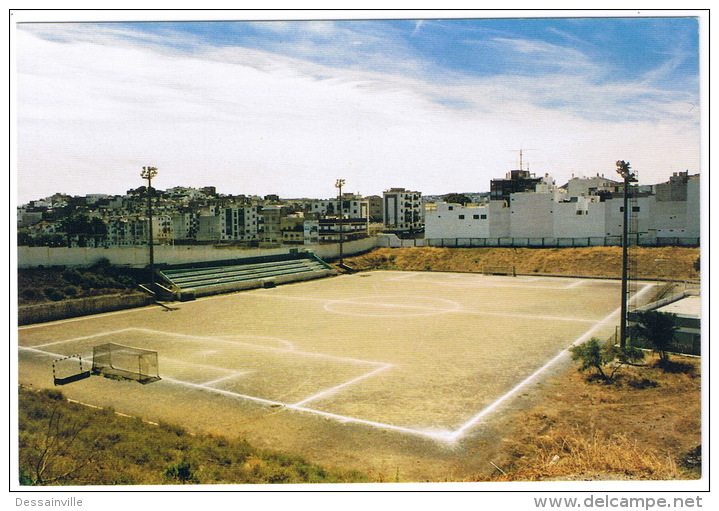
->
473;214;480;219
632;206;640;212
448;206;454;211
481;214;487;219
458;215;465;219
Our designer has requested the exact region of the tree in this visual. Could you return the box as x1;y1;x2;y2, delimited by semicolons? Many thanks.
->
570;337;644;382
59;214;107;247
442;193;472;206
633;310;678;364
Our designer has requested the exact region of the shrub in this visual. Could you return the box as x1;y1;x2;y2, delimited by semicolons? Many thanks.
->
63;285;79;297
20;288;43;303
43;287;65;302
163;461;199;484
61;268;83;285
633;310;679;363
570;338;644;382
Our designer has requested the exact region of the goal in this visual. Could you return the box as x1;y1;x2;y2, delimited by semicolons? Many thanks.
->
91;343;160;384
482;265;516;277
53;354;91;386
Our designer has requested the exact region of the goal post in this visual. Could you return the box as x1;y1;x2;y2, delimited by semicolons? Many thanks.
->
482;265;516;277
92;343;160;384
53;354;91;386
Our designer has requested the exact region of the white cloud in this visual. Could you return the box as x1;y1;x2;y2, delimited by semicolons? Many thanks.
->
14;24;701;204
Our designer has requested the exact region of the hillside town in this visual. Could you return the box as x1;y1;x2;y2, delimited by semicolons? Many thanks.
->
17;168;699;249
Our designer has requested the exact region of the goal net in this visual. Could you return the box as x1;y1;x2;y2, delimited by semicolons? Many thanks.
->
482;265;516;277
92;343;160;384
53;354;91;385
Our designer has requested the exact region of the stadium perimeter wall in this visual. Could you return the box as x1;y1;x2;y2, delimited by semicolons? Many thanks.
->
18;292;152;326
17;237;380;269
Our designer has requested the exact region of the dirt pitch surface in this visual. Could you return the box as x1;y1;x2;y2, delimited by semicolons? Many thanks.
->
17;271;659;482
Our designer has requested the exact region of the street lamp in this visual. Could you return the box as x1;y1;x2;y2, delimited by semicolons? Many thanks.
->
141;166;158;293
335;179;345;265
616;160;637;348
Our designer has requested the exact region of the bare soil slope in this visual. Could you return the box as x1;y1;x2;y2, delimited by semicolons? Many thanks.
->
343;246;699;280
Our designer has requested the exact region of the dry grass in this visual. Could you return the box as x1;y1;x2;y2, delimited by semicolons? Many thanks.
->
344;246;700;280
475;354;702;481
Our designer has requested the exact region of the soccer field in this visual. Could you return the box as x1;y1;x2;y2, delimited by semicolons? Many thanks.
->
18;271;657;447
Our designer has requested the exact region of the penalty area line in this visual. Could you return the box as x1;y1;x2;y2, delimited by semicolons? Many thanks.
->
160;376;453;442
446;283;656;442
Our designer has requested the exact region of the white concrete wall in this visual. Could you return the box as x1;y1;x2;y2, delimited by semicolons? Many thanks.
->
685;178;701;238
424;203;492;239
423;188;699;244
17;237;380;268
508;193;554;238
554;199;608;238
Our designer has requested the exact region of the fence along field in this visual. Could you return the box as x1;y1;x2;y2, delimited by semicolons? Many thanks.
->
17;271;658;448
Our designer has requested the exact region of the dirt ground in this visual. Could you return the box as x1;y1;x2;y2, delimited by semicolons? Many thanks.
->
342;246;700;280
480;353;702;482
16;270;701;484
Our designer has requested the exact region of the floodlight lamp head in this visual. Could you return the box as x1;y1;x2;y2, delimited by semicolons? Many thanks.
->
615;160;636;181
335;179;345;189
141;166;158;180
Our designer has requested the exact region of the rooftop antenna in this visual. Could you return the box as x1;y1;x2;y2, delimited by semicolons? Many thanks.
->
508;149;538;170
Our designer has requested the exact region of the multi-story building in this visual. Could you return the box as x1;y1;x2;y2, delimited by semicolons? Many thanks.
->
425;173;700;244
490;170;543;203
383;188;423;234
219;205;259;242
105;216;149;246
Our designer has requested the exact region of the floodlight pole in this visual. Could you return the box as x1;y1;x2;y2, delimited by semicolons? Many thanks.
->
141;166;158;293
616;160;636;348
336;179;345;265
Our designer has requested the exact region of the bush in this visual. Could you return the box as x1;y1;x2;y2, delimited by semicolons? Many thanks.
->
20;288;44;303
163;461;199;484
570;338;644;382
61;269;83;285
62;285;79;297
43;287;65;302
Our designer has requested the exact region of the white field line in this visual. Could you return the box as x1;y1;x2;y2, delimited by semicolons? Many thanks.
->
161;377;288;407
18;283;659;444
129;327;388;367
19;346;66;359
323;296;461;316
291;363;395;407
388;272;422;280
445;282;657;442
200;373;250;387
160;356;250;376
215;334;295;351
252;293;601;323
159;376;452;441
459;310;598;323
28;328;137;349
390;277;586;290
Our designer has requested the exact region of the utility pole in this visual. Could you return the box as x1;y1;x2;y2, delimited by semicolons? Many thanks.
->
141;166;158;293
335;179;345;265
616;160;637;348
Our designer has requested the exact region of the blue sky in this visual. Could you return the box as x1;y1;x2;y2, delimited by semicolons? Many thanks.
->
13;11;702;203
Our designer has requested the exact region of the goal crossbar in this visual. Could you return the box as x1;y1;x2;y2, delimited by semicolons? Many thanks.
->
482;265;516;277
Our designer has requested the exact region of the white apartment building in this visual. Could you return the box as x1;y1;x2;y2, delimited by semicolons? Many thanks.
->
424;173;699;244
194;205;259;242
220;205;259;241
308;196;369;220
383;188;423;233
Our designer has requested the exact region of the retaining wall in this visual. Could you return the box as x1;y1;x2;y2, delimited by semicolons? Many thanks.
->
17;237;380;269
18;293;153;326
